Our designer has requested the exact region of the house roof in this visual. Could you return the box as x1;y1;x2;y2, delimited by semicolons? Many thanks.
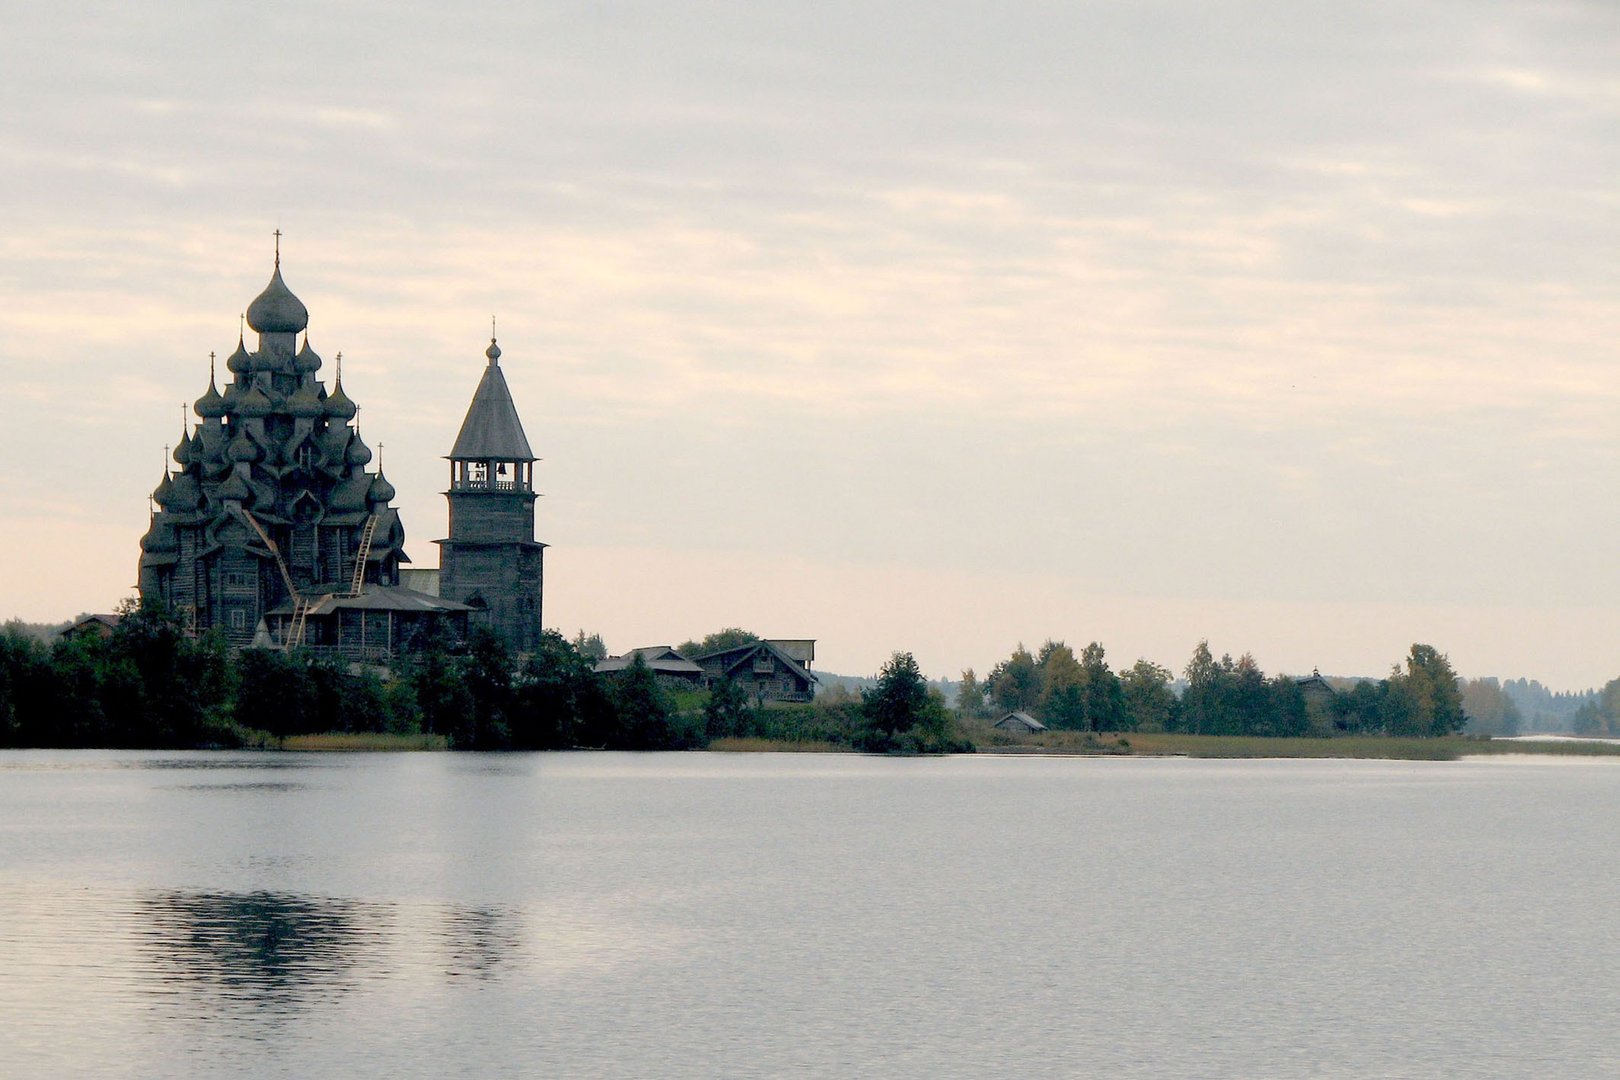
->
594;646;705;676
695;640;819;686
266;585;472;617
58;613;122;637
449;343;535;461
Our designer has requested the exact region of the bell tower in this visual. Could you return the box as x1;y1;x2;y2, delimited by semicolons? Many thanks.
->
436;334;545;651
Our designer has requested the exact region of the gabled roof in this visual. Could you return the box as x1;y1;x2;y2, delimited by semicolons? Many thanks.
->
993;710;1047;732
695;640;818;686
594;646;705;677
58;613;122;638
449;348;535;461
266;585;472;616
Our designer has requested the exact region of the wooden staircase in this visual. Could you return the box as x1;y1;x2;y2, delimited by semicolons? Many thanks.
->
347;514;378;597
286;596;313;650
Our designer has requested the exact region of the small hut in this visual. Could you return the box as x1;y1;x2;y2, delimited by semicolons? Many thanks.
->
992;710;1047;734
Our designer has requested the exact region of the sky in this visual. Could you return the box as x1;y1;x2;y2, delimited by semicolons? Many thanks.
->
2;0;1618;688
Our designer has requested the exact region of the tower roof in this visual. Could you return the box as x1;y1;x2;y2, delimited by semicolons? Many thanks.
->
448;338;535;461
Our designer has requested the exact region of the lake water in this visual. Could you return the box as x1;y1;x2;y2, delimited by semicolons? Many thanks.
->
3;750;1619;1079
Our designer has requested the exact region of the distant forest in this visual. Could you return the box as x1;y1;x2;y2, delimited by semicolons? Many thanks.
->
5;610;1620;748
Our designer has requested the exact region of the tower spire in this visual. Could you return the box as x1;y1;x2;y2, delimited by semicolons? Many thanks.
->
274;228;282;268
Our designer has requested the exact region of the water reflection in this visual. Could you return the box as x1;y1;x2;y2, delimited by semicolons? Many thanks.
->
442;906;521;981
135;890;388;1024
171;782;309;793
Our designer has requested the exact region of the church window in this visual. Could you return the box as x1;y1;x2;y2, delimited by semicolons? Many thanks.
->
229;610;245;630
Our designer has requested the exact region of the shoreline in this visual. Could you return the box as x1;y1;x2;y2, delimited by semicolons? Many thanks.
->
258;731;1620;761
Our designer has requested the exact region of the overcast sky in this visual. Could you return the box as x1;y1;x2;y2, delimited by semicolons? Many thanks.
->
2;0;1618;687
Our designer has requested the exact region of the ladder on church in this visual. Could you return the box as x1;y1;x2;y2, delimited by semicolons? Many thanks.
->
347;515;378;598
286;596;313;650
240;509;299;600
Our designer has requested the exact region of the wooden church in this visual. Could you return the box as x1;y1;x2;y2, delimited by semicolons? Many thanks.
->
138;245;544;660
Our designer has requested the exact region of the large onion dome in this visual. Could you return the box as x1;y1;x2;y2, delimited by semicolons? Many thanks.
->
286;380;323;418
369;470;396;504
324;377;356;420
245;262;309;334
236;384;272;418
293;337;323;374
195;378;227;420
225;335;253;375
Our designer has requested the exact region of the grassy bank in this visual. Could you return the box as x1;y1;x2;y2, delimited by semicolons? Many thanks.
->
707;737;852;753
976;730;1620;760
278;732;449;752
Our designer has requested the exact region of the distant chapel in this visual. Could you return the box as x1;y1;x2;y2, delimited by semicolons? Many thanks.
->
138;249;544;659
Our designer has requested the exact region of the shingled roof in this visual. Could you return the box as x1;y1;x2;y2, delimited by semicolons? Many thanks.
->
449;339;535;461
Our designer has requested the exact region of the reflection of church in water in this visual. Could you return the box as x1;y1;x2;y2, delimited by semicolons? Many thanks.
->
137;246;545;658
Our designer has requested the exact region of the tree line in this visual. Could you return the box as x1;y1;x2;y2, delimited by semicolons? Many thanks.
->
957;639;1472;738
0;603;964;753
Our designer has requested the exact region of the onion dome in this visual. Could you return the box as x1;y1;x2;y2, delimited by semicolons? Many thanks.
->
228;432;262;463
153;472;175;507
286;380;323;418
245;262;309;334
140;518;178;554
293;336;322;374
486;337;502;362
324;377;356;420
169;473;202;511
173;430;193;467
195;425;230;476
331;471;371;512
217;470;252;502
369;470;397;504
346;431;373;467
248;348;278;375
225;335;253;375
321;424;351;462
195;378;227;420
236;384;272;418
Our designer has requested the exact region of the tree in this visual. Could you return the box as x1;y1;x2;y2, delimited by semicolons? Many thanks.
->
102;600;234;747
1461;678;1522;737
511;630;601;749
986;644;1041;713
1035;641;1086;729
1178;640;1220;734
1394;644;1467;737
1121;659;1176;732
233;648;318;738
571;630;608;664
678;627;760;659
859;651;953;753
1076;642;1125;732
401;627;472;740
955;668;986;720
607;652;678;750
704;676;754;740
457;629;515;749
